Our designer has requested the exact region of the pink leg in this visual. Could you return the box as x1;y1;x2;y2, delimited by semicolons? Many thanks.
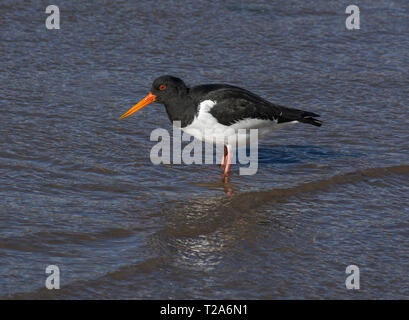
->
220;145;228;168
223;147;232;175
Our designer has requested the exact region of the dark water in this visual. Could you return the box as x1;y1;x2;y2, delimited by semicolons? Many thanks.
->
1;0;409;299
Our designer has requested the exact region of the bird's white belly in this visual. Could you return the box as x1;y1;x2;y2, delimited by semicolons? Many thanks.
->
182;118;236;145
182;100;293;147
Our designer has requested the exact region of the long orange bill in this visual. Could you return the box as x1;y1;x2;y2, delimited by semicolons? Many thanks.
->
119;92;157;120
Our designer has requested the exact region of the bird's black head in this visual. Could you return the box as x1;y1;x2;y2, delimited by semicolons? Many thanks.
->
119;75;189;120
151;75;189;104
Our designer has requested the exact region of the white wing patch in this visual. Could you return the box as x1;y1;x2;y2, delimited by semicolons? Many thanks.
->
197;99;217;115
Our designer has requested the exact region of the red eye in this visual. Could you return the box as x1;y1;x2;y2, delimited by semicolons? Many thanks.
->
159;84;166;90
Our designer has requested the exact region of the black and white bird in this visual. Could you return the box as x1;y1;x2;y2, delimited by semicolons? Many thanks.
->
119;75;322;175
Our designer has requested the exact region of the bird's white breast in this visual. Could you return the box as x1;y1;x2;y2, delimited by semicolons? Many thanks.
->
182;100;231;144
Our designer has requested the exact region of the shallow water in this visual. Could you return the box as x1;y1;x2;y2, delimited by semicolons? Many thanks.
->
1;0;409;299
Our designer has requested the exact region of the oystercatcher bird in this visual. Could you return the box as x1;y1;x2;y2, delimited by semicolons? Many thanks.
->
119;75;322;175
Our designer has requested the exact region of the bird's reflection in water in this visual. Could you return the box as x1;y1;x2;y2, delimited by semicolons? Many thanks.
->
149;195;238;275
191;173;235;196
221;173;234;195
169;235;227;273
149;188;295;283
149;192;263;281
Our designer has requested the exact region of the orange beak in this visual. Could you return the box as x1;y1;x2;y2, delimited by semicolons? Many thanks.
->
119;92;157;120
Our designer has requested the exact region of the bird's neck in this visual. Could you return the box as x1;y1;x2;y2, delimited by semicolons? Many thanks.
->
163;92;197;128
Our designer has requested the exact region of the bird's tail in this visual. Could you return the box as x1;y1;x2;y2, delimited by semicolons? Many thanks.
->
278;108;322;127
298;111;322;127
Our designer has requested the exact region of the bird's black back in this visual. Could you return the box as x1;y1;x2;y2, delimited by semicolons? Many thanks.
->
189;84;322;127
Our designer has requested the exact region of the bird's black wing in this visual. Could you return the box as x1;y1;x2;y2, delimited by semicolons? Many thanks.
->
191;85;322;127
